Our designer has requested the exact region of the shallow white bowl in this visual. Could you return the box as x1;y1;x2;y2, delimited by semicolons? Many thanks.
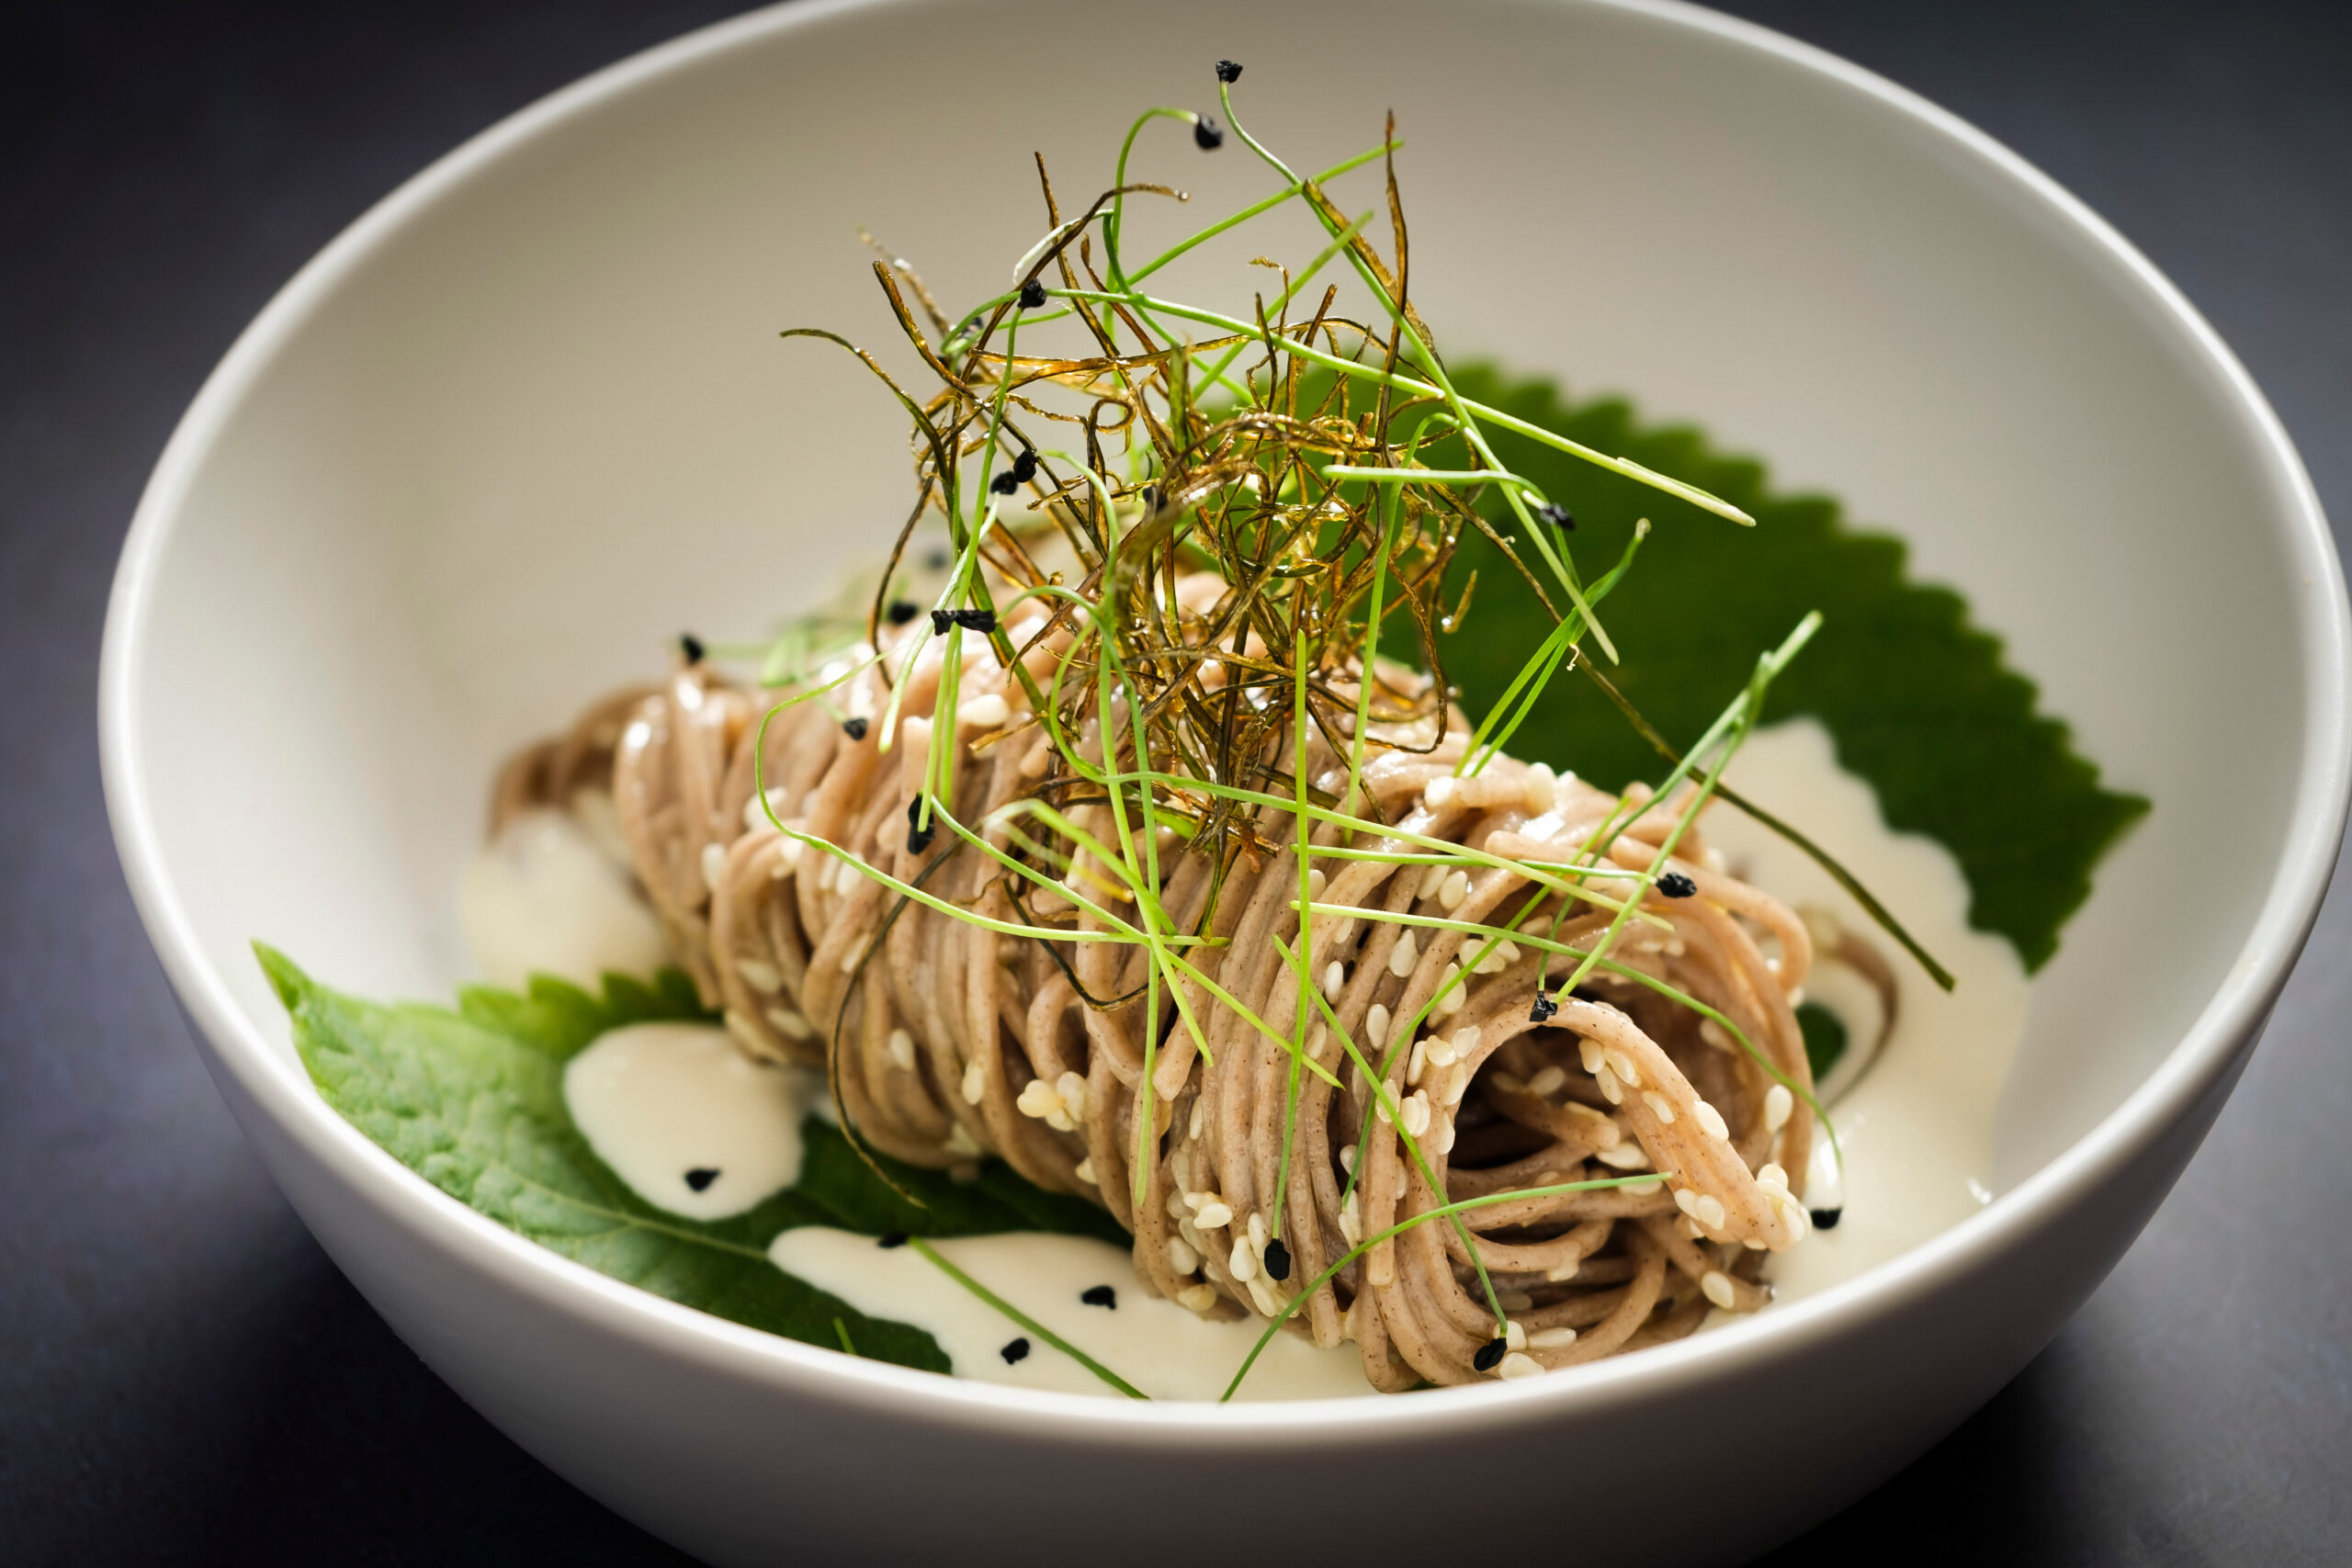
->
100;0;2347;1562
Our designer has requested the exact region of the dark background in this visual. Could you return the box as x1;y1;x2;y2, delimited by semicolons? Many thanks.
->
3;2;2346;1562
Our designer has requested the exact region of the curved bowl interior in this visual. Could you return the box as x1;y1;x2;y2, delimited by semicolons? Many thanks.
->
101;0;2345;1562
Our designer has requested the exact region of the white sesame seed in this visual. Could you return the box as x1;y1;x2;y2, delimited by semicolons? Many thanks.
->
1674;1187;1702;1218
1497;1352;1544;1380
1444;1065;1472;1107
1074;1157;1096;1185
1766;1083;1794;1133
1434;973;1464;1018
1374;1095;1394;1126
1642;1090;1677;1124
1248;1213;1269;1249
1439;1121;1456;1153
1306;868;1327;899
1594;1064;1624;1104
1489;1071;1527;1096
1417;862;1449;899
944;1124;983;1157
723;1010;764;1055
1340;1143;1358;1174
1606;1049;1642;1088
1756;1162;1789;1192
1529;1325;1578;1349
1527;1065;1567;1098
1524;762;1557;816
1681;1215;1707;1239
1402;1091;1432;1137
1167;1237;1199;1275
1701;1269;1737;1309
1425;1036;1457;1068
1195;1200;1234;1228
1439;870;1469;911
1407;1039;1429;1087
700;840;728;893
1788;987;1805;1008
735;957;783;994
1500;1290;1532;1314
1366;1247;1396;1288
1454;1022;1481;1057
1424;776;1457;808
1020;741;1049;778
1504;1319;1529;1350
887;1029;917;1071
1177;1283;1217;1312
765;1007;813;1042
1745;1236;1768;1250
1016;1079;1062;1120
1699;1019;1732;1051
1598;1142;1649;1169
1623;1178;1664;1195
1246;1274;1284;1317
1366;1003;1392;1048
1577;1038;1605;1074
1693;1100;1729;1140
1228;1236;1259;1282
958;692;1011;730
1543;1259;1580;1283
961;1059;986;1105
1475;939;1520;976
1321;961;1346;1001
1388;931;1419;978
774;834;803;870
1696;1193;1727;1230
1340;1193;1362;1245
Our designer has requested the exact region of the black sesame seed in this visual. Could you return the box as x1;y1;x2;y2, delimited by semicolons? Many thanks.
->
1472;1337;1508;1372
989;468;1020;495
679;632;707;664
906;796;937;853
1080;1283;1118;1309
1193;115;1225;151
925;548;950;570
930;609;955;636
886;599;920;626
1529;993;1559;1023
1261;1236;1292;1281
1215;59;1243;83
1010;449;1038;484
1809;1207;1843;1231
877;1231;910;1248
1019;278;1048;310
684;1167;719;1192
1001;1337;1032;1364
951;607;999;634
1534;501;1576;532
1657;871;1698;899
842;716;870;741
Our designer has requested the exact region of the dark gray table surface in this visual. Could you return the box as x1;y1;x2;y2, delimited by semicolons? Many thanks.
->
4;2;2346;1562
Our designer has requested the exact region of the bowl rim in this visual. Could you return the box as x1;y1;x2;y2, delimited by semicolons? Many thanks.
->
98;0;2349;1439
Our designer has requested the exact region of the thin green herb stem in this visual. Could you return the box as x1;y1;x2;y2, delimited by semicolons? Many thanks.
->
905;1237;1149;1400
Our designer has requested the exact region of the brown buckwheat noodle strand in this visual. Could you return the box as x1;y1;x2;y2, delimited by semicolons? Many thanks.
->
494;583;1818;1390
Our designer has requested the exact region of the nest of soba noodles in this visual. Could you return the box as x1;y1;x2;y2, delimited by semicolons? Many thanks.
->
491;88;1835;1388
493;585;1818;1388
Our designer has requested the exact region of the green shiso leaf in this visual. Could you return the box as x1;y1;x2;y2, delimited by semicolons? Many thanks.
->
254;943;1119;1374
1442;367;2149;972
1795;999;1849;1082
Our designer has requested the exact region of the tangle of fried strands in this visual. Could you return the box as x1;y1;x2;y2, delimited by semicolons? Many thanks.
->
503;591;1818;1387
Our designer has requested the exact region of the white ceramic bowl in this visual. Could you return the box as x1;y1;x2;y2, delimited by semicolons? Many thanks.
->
100;1;2347;1562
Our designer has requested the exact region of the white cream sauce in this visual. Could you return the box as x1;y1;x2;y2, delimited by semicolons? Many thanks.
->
461;804;669;991
564;1022;824;1220
1708;718;2031;1303
770;1227;1374;1401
